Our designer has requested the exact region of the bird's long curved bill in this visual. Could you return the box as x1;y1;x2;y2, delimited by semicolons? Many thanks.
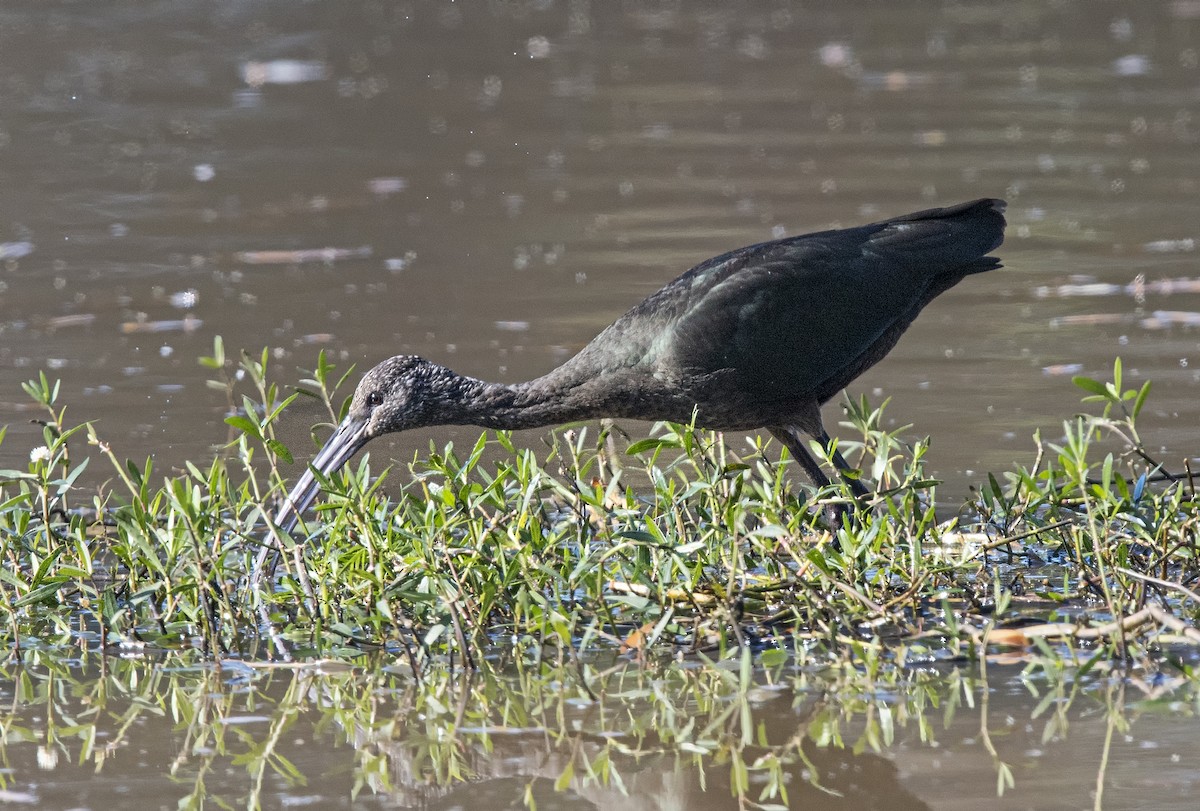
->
274;416;370;535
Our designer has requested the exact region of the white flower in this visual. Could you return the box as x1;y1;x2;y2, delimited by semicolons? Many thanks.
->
29;446;51;464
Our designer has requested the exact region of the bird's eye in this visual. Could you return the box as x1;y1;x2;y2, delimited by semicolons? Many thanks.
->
366;391;383;408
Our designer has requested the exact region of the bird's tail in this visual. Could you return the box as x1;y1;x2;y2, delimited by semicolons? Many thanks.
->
958;255;1003;276
869;198;1007;267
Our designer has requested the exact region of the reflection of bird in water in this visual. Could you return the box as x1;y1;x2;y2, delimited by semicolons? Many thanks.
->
274;198;1006;536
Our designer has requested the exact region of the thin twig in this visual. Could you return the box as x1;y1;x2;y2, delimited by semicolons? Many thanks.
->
978;519;1075;553
1115;566;1200;607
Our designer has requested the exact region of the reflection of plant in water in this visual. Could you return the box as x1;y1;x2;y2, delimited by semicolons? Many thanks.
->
0;646;1194;808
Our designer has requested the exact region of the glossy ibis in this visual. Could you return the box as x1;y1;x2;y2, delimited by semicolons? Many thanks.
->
272;198;1006;539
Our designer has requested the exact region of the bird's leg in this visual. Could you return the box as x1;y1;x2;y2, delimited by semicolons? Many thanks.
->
769;425;869;528
817;429;870;500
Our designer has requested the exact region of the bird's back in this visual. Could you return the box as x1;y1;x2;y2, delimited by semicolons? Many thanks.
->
551;199;1006;428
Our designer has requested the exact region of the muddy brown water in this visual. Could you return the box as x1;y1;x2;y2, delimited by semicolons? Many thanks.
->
4;652;1200;811
2;1;1198;493
2;1;1200;808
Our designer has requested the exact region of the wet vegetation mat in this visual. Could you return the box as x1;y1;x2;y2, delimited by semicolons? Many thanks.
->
2;343;1199;807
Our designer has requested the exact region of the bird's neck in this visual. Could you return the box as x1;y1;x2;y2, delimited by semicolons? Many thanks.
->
450;371;598;430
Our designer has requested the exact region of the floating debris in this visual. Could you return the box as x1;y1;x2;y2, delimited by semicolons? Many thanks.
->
219;714;274;726
1141;310;1200;329
0;788;38;805
0;241;34;260
914;130;947;147
983;603;1200;646
1113;54;1151;76
241;59;328;86
1143;238;1195;253
169;289;198;309
367;177;407;196
1042;296;1200;331
526;35;551;59
493;320;529;332
1050;313;1134;327
46;313;96;329
120;315;203;334
1035;275;1200;298
1141;277;1200;294
938;531;992;547
817;42;854;68
1042;363;1085;376
861;71;958;91
1035;281;1122;298
234;246;372;265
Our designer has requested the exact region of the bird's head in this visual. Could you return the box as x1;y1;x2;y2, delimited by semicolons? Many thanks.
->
346;354;451;437
275;355;453;532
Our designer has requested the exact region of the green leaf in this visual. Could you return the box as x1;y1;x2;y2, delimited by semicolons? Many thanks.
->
125;459;144;487
626;437;680;455
613;530;661;544
554;760;574;792
224;415;261;438
264;392;299;423
57;457;90;491
1131;380;1151;418
1071;375;1108;397
13;582;65;608
266;439;293;465
0;470;36;481
759;648;788;668
29;545;66;589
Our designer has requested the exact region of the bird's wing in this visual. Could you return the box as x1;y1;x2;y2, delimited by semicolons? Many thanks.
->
662;199;1005;402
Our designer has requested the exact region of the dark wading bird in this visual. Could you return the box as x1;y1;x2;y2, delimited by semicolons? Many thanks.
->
270;198;1006;552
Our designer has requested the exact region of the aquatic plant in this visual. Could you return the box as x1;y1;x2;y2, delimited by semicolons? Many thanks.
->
0;341;1196;672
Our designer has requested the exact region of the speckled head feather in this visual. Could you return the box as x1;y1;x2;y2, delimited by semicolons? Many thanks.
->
348;355;453;438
